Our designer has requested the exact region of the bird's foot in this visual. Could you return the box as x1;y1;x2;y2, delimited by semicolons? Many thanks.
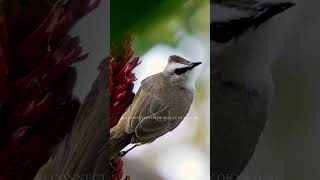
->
119;144;141;157
119;151;127;157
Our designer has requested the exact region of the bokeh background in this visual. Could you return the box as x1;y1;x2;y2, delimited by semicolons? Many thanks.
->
110;0;210;179
214;0;320;179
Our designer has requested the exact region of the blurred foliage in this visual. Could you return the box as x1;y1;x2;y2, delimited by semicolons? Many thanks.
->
111;0;209;55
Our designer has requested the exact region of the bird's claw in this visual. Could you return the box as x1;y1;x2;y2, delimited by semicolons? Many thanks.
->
119;151;127;157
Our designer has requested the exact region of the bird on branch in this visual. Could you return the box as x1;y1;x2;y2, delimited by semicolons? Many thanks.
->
110;55;202;158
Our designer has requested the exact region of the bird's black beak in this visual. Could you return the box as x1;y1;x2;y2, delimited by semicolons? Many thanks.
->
254;2;296;27
189;62;202;70
265;2;296;15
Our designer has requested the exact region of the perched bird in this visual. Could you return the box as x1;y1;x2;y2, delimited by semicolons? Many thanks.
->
110;55;201;157
211;0;295;179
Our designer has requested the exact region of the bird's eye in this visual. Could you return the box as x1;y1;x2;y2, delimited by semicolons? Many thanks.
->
175;69;184;75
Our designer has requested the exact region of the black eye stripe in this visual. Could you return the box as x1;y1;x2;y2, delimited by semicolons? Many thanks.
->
175;67;189;75
211;17;252;43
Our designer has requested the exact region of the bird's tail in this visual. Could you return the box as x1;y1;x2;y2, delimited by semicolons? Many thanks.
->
110;126;132;158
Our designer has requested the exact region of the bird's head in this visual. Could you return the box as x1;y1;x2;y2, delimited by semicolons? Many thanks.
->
163;55;202;90
211;1;295;56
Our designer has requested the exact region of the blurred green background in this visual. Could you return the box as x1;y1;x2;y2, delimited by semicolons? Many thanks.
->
111;0;209;54
111;0;210;180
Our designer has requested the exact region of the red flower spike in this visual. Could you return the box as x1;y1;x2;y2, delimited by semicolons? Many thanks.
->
10;126;32;142
110;37;141;180
0;0;100;179
111;157;125;180
0;22;9;104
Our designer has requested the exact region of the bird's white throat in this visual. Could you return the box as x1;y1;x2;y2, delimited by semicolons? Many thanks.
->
181;72;197;92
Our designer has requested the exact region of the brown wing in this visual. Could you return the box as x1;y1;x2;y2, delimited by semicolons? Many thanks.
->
125;73;185;143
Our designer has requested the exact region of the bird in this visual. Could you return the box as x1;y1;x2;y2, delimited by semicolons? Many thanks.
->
211;1;295;179
110;55;202;157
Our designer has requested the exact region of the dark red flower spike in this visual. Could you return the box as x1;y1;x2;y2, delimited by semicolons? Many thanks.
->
0;0;100;179
109;37;141;180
